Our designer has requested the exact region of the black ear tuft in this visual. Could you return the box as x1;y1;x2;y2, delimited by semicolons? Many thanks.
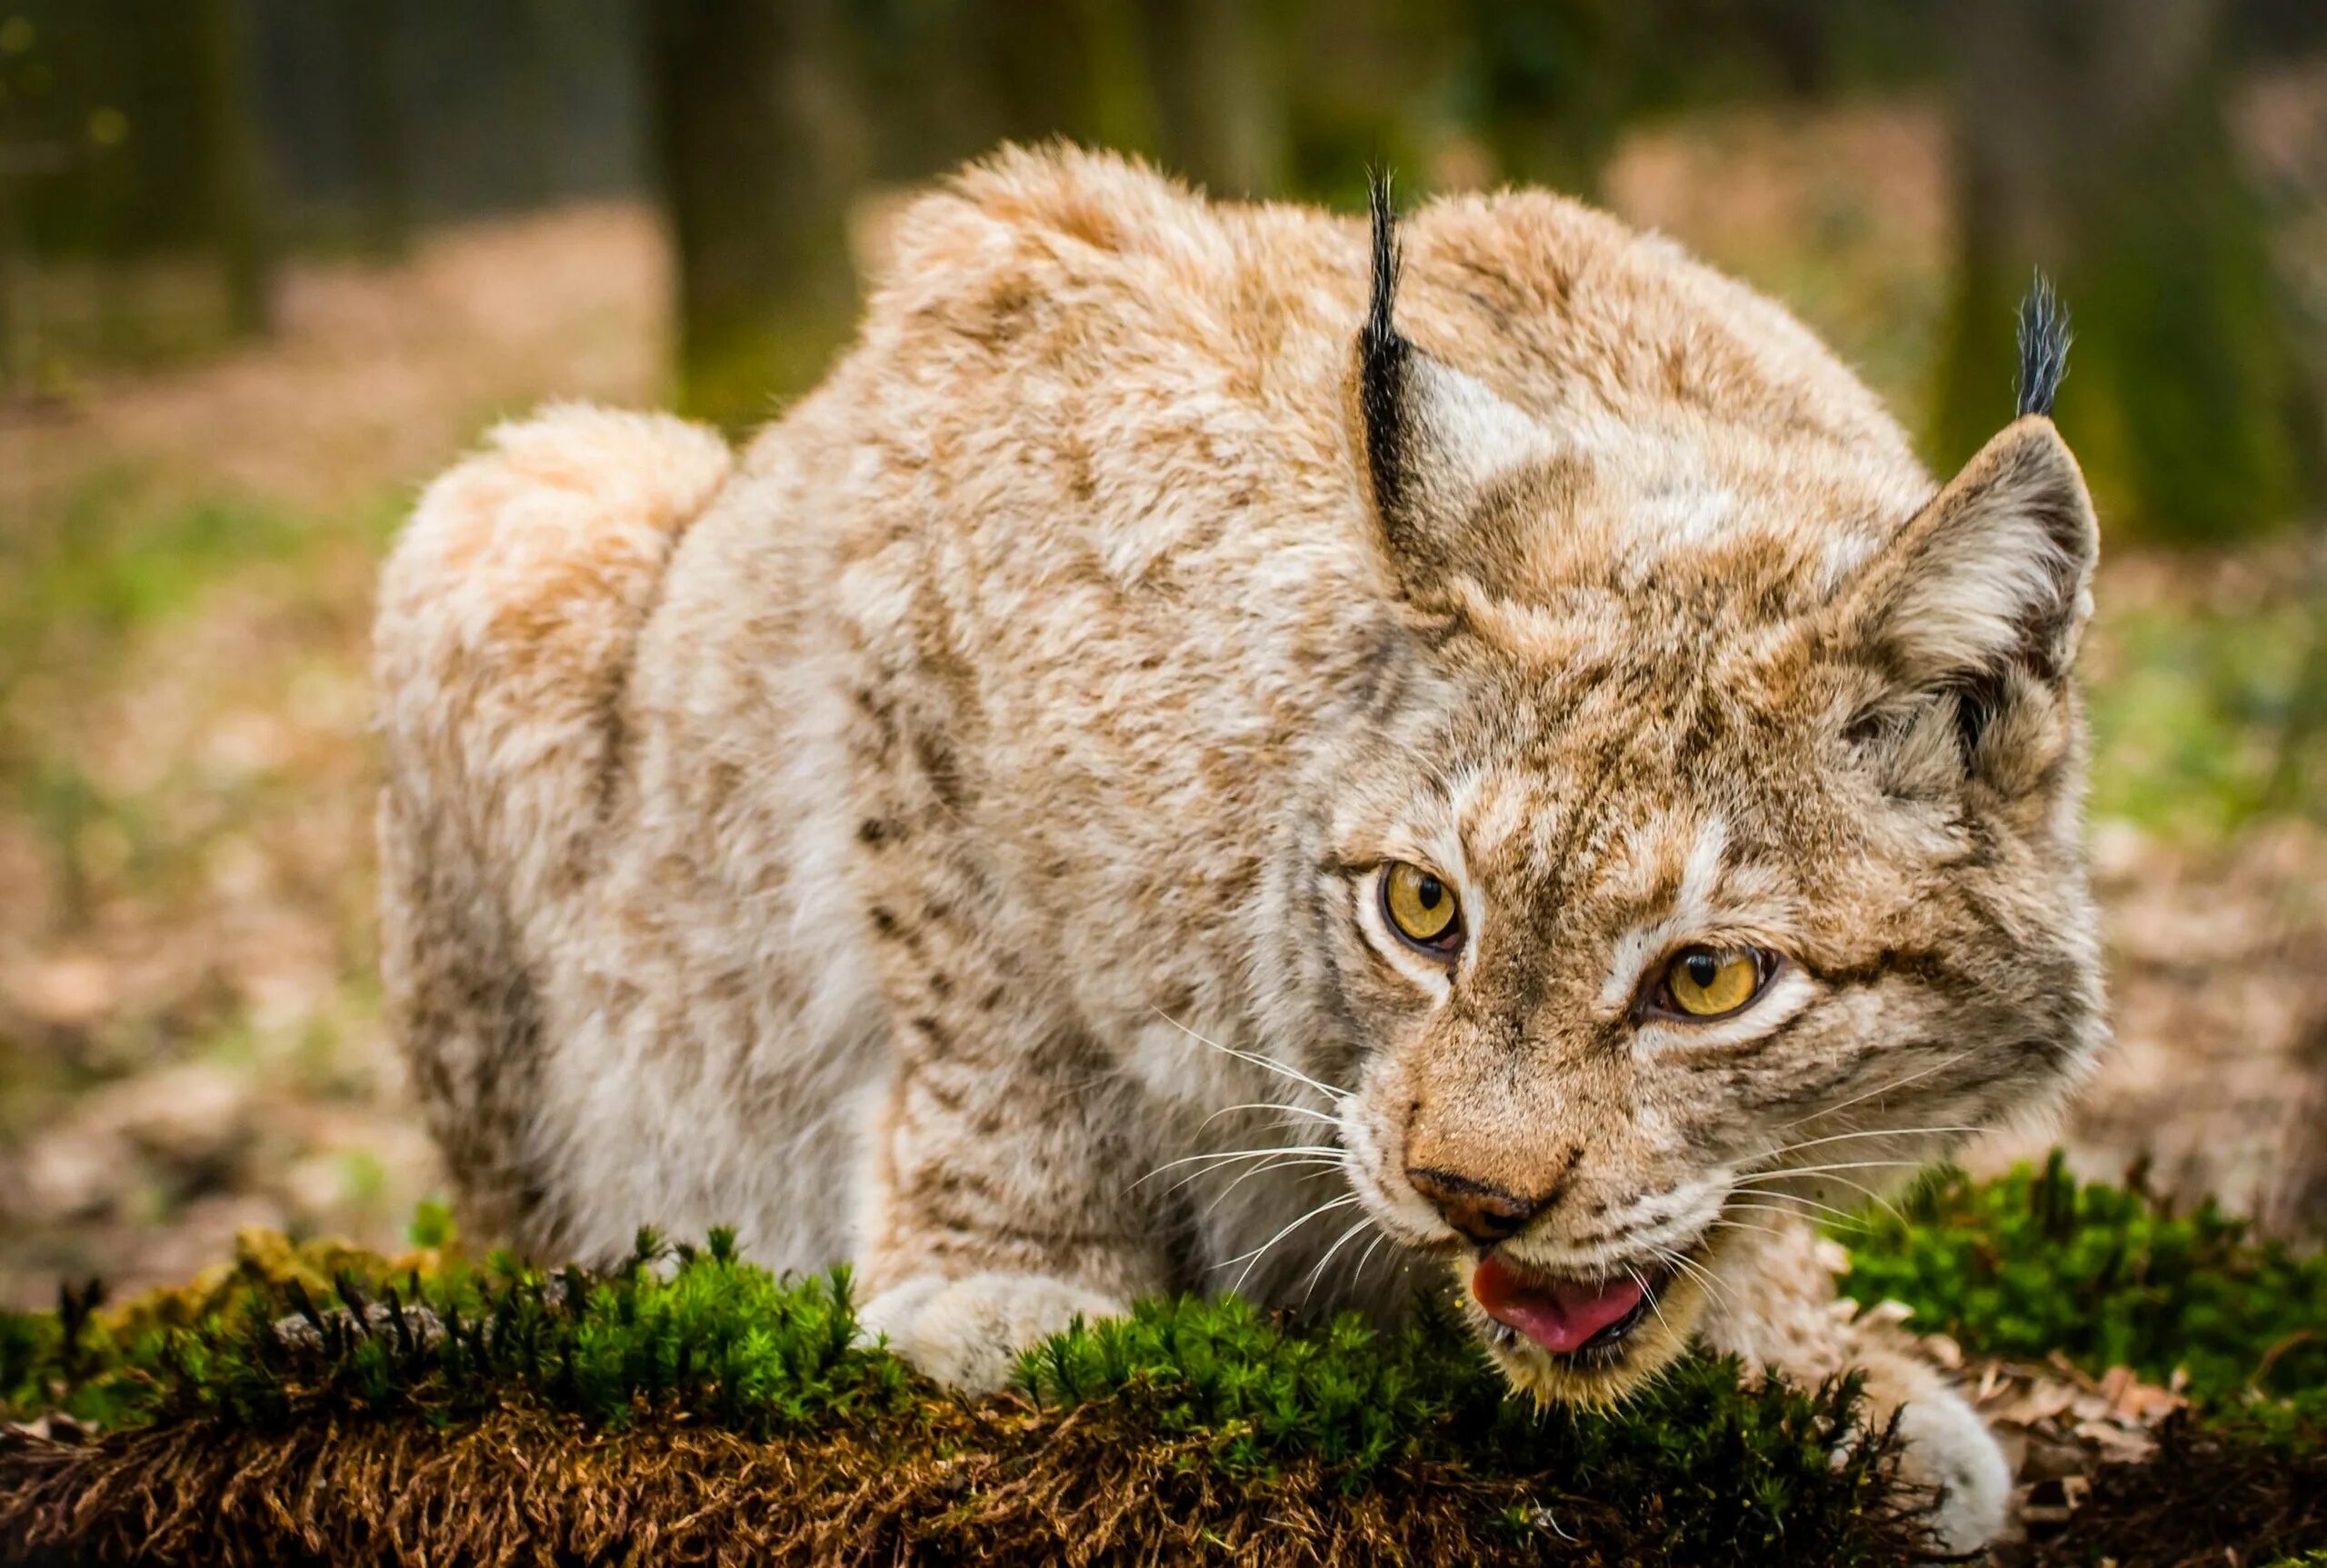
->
2014;271;2072;419
1348;176;1557;598
1360;171;1412;517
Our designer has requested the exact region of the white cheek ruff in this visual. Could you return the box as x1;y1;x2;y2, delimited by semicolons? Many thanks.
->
1633;964;1814;1055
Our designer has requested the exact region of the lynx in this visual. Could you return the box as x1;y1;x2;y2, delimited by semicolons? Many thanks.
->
376;147;2103;1551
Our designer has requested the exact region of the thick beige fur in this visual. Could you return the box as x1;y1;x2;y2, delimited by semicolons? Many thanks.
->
376;146;2106;1553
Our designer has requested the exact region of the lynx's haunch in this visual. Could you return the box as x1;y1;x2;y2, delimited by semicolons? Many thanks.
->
378;148;2102;1553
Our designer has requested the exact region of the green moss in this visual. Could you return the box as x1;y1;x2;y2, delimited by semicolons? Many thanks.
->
12;1158;2322;1440
1014;1290;1883;1503
1836;1154;2327;1407
4;1228;914;1438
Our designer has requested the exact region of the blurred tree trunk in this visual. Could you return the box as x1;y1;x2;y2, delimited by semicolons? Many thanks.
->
1743;0;1833;97
642;0;866;431
1933;0;2320;539
344;0;413;259
0;31;24;391
969;0;1161;157
1461;0;1653;199
2270;1002;2327;1238
1138;0;1285;197
193;0;273;336
0;185;20;394
513;0;565;199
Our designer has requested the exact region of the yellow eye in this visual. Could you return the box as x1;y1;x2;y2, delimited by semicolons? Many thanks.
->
1662;946;1763;1018
1382;862;1462;951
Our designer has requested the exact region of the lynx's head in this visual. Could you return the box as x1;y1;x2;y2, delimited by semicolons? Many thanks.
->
1311;185;2103;1403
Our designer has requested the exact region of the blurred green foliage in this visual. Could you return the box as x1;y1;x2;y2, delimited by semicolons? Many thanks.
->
1839;1154;2327;1409
0;474;396;955
2086;593;2327;837
0;476;300;672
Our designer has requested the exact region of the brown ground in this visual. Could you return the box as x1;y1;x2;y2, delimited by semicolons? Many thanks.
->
0;104;2320;1312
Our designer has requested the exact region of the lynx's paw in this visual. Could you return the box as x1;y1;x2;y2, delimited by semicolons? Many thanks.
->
859;1272;1128;1393
1890;1384;2012;1555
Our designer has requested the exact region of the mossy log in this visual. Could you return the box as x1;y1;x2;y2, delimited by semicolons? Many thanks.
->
4;1160;2324;1566
0;1397;1886;1568
4;1383;2322;1565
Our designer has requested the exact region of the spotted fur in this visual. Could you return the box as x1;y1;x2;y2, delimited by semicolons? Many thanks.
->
376;147;2103;1553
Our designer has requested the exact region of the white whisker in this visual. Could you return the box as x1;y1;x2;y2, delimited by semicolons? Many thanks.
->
1152;1009;1340;1100
1652;1243;1735;1314
1723;1196;1873;1232
1220;1194;1362;1296
1628;1263;1682;1341
1134;1144;1342;1185
1758;1124;1986;1162
1778;1049;1977;1130
1734;1166;1908;1224
1748;1158;1928;1180
1201;1154;1349;1213
1198;1101;1341;1131
1300;1217;1375;1304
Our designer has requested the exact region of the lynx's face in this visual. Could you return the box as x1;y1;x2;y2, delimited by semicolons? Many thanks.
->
1311;194;2102;1402
1322;596;2100;1401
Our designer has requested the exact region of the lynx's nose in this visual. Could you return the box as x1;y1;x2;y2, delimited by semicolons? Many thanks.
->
1405;1167;1542;1244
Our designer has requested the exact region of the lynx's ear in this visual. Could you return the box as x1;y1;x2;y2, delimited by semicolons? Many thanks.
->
1352;176;1556;595
1853;417;2098;685
1834;415;2098;789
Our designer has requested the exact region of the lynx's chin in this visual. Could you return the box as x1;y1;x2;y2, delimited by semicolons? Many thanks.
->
1461;1245;1713;1405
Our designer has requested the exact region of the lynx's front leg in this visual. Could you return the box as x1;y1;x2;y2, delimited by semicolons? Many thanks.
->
854;1013;1172;1391
1699;1220;2012;1554
845;834;1173;1391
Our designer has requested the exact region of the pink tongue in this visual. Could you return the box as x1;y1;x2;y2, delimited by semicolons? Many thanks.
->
1471;1253;1645;1355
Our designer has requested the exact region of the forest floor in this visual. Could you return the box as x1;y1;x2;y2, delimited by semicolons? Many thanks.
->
1;99;2323;1312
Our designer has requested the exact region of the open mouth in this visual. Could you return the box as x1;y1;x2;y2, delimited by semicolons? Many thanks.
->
1470;1251;1669;1363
